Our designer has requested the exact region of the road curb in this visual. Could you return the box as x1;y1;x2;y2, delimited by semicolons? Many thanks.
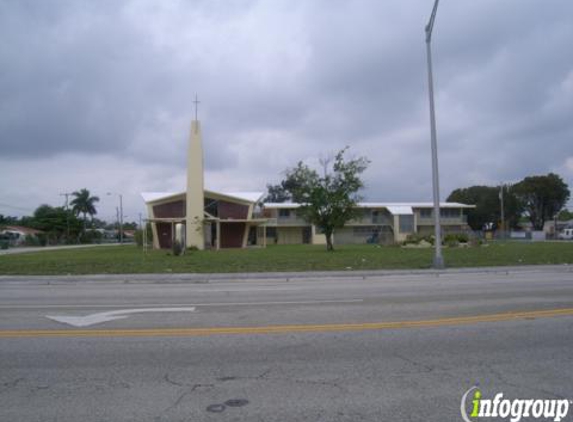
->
0;264;572;285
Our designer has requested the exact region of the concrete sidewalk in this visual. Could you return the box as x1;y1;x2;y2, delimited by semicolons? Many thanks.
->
0;243;123;256
0;263;571;284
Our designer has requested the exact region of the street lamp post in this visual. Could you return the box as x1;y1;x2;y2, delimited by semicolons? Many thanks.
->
107;192;123;244
500;183;505;238
425;0;444;269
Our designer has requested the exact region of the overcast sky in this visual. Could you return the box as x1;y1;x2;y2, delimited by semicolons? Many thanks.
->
1;0;572;222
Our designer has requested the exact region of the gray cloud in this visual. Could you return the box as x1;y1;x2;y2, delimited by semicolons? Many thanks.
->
1;0;573;219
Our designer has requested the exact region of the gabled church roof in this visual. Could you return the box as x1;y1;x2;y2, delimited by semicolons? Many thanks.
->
141;190;264;204
221;191;265;203
141;192;183;203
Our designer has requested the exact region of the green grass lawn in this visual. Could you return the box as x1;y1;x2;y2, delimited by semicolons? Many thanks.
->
0;242;572;275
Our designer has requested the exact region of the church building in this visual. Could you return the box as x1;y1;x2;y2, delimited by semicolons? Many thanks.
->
141;118;267;250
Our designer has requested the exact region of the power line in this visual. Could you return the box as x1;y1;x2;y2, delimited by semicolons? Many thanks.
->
0;202;35;212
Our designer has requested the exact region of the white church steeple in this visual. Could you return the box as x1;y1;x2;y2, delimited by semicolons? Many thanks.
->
185;94;205;249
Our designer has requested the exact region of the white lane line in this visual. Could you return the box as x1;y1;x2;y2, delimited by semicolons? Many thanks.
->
46;307;197;327
3;299;364;310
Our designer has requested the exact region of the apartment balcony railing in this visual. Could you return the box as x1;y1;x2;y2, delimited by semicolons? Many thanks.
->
417;215;468;225
265;215;397;227
372;215;393;225
275;216;310;226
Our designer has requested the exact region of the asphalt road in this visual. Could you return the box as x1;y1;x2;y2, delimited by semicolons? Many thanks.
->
1;267;573;421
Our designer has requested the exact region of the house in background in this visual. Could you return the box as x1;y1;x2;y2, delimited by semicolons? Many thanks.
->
544;218;573;238
0;225;44;246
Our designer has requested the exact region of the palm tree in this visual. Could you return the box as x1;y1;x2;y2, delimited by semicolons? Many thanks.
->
70;189;100;231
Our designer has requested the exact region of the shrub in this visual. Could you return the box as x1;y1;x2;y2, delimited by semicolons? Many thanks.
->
36;233;48;246
172;240;184;256
135;224;154;247
79;230;103;244
444;233;470;247
403;234;421;245
24;234;41;246
404;233;434;246
444;236;459;248
135;230;143;247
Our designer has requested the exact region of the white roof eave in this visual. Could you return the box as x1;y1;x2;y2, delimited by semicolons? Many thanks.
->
263;202;475;209
142;190;265;205
141;192;185;203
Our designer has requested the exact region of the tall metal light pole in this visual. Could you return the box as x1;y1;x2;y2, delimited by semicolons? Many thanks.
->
500;183;505;238
107;192;123;244
425;0;444;268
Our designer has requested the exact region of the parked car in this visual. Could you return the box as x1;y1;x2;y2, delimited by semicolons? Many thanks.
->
558;228;573;240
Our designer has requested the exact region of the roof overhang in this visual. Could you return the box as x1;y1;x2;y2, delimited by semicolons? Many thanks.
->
263;202;476;209
386;206;413;215
142;190;264;205
145;217;186;223
204;190;263;205
141;192;185;204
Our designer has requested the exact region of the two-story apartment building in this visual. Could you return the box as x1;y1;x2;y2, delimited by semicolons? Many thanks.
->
260;202;474;245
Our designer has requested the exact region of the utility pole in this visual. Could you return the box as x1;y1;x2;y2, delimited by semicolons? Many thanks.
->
59;192;72;242
425;0;444;268
115;207;120;241
108;192;124;244
500;184;505;239
119;194;123;244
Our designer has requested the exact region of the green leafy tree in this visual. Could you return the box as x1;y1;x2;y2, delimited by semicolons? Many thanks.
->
31;205;81;244
281;147;369;251
557;209;573;221
19;215;37;228
447;185;522;231
265;167;317;203
122;221;138;230
90;217;109;229
513;173;570;230
70;189;100;231
0;214;19;226
264;183;291;203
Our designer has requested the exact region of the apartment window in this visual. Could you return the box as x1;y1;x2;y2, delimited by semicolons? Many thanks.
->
353;227;373;236
420;208;432;218
399;215;414;233
371;210;380;223
266;227;277;238
440;208;459;219
278;209;291;218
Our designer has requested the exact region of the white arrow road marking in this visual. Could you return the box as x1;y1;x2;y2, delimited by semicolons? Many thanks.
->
46;307;196;328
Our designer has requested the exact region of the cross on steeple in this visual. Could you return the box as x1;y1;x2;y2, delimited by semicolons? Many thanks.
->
193;94;200;121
